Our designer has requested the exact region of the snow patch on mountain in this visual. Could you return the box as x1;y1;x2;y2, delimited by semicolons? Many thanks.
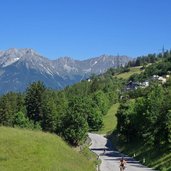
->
92;61;98;66
2;57;20;67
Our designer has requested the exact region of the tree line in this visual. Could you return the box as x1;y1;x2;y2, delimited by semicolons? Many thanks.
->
129;50;171;82
1;49;170;148
116;51;171;149
0;73;124;146
116;81;171;149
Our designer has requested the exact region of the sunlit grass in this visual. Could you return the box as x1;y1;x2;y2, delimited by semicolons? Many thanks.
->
116;66;143;79
98;103;119;135
0;126;96;171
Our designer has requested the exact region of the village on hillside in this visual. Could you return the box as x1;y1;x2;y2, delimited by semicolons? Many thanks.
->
126;74;170;90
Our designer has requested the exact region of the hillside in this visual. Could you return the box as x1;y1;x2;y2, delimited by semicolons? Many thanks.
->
96;52;171;171
116;66;142;79
113;53;171;171
0;51;171;171
0;127;96;171
97;103;119;135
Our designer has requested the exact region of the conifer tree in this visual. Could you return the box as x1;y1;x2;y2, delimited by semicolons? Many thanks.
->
25;81;46;124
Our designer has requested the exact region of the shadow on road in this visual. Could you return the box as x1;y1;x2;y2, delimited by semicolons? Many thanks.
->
89;133;157;171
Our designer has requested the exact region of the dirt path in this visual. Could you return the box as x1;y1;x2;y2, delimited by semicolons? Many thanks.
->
89;133;156;171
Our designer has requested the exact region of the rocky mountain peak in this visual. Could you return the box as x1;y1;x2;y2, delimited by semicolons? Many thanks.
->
0;48;40;59
0;48;131;94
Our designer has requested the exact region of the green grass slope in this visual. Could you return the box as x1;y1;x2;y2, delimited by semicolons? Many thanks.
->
98;103;119;135
116;66;142;79
0;127;96;171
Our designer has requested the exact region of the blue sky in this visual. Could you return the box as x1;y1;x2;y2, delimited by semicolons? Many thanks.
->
0;0;171;60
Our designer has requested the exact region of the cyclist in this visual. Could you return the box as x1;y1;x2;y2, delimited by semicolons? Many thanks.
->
119;157;126;171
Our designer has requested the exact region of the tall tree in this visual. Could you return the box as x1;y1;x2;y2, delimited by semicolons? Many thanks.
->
0;95;13;126
92;90;110;115
25;81;46;124
61;97;88;146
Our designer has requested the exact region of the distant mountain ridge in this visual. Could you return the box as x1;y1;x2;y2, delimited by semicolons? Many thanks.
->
0;48;130;94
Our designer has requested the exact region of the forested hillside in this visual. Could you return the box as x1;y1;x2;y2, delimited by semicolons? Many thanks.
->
115;50;171;171
0;50;171;170
0;71;124;146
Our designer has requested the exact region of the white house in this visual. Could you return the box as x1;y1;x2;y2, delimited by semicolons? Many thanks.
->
158;77;167;84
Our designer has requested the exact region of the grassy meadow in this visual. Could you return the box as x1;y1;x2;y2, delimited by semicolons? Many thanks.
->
0;126;96;171
116;66;142;79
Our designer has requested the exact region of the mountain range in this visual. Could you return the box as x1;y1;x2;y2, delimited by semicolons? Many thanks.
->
0;48;130;94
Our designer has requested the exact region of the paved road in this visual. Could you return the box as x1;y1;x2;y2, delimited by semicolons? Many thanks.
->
89;133;156;171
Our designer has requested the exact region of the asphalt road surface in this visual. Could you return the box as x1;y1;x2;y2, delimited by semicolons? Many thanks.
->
89;133;156;171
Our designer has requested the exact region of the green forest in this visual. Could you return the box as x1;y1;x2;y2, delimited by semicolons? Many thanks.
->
116;50;171;170
0;72;124;146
